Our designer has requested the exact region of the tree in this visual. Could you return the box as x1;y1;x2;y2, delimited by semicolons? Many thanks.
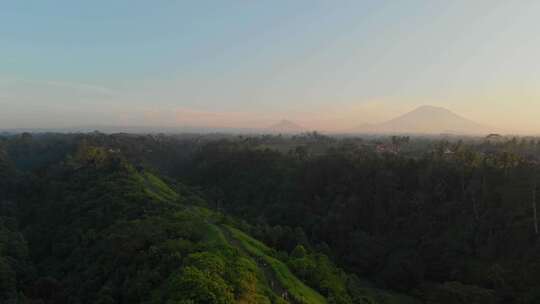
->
292;245;307;259
391;136;410;153
166;267;234;304
532;175;538;235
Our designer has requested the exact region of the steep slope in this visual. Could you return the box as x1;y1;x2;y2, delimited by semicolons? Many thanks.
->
222;226;327;304
9;147;278;303
354;105;493;135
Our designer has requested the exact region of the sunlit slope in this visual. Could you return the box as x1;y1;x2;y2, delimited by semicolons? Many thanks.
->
223;226;327;304
9;145;326;303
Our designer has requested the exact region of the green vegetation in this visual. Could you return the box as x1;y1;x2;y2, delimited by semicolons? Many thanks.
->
227;226;272;257
0;142;275;303
205;223;230;246
137;171;180;203
227;226;327;304
2;132;540;303
183;135;540;303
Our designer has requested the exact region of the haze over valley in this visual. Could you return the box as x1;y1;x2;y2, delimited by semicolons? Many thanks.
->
0;105;503;136
3;2;540;304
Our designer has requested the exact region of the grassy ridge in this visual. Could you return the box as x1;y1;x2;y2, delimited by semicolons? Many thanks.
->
227;226;327;304
133;170;179;203
204;223;230;246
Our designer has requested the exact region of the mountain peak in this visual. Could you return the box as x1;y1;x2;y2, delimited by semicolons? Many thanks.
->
267;119;304;133
277;119;296;125
408;105;460;117
414;105;450;112
353;105;493;135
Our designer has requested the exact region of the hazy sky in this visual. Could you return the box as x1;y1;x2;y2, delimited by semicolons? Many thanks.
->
1;1;540;133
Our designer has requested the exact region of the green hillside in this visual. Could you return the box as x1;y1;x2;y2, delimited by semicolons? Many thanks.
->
224;226;326;304
1;143;417;303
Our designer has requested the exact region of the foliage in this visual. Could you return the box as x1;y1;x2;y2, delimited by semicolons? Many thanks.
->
3;133;540;303
227;226;328;304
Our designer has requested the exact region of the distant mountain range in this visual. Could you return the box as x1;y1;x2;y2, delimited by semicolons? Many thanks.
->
0;106;498;136
351;105;494;135
267;120;305;134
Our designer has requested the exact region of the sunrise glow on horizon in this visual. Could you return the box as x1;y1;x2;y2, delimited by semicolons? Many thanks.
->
2;1;540;133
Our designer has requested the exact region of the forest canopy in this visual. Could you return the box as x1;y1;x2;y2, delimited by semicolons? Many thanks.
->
1;132;540;303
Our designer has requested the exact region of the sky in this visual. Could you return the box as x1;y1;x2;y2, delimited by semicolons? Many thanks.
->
1;0;540;133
